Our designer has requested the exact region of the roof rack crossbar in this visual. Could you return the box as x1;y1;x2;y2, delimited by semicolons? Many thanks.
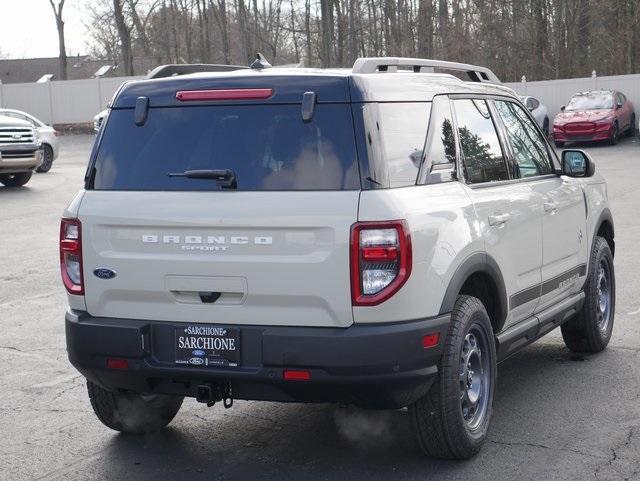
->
352;57;500;83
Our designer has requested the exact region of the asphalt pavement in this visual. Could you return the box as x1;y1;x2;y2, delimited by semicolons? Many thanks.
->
1;134;639;481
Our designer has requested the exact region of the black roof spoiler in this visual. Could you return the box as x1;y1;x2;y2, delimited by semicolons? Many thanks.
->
145;64;249;79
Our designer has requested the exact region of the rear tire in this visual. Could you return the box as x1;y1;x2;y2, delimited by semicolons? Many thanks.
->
628;114;636;137
36;145;53;173
561;237;615;353
409;295;496;459
609;122;620;145
0;171;32;187
87;380;184;434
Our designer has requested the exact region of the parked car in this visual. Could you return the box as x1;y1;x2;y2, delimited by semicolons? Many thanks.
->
62;57;615;460
553;90;635;147
0;109;59;172
519;95;549;135
93;109;108;133
0;115;43;186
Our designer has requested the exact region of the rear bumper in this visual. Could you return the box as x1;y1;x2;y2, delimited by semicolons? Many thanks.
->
66;310;450;409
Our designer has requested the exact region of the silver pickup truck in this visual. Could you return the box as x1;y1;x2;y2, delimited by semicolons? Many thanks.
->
0;115;43;187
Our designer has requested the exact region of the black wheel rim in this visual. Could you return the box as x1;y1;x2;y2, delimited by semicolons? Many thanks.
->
459;325;491;431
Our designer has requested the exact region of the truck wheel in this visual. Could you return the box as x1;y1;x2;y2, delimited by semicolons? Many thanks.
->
409;295;496;459
87;380;184;434
0;172;32;187
36;145;54;173
561;237;615;353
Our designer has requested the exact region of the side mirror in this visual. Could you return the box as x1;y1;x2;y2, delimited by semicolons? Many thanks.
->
561;150;595;178
560;105;566;111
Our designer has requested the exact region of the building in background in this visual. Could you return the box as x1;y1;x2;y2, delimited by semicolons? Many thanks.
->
0;55;157;84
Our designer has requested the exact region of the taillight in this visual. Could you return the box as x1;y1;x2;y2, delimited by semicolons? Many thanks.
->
60;218;83;295
350;221;411;306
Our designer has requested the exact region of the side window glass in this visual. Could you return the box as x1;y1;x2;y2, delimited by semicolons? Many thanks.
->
453;99;509;184
494;100;553;178
420;96;456;184
362;102;431;187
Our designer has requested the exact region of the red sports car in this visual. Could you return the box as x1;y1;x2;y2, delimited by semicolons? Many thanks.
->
553;90;635;147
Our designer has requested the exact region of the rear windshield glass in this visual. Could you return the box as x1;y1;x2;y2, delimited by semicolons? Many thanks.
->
566;93;613;111
91;104;360;190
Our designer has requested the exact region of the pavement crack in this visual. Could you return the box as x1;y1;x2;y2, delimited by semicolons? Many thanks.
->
593;426;638;481
490;439;605;459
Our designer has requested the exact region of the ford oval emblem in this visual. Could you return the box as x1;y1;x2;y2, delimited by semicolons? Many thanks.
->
189;357;205;365
192;349;206;357
93;267;117;280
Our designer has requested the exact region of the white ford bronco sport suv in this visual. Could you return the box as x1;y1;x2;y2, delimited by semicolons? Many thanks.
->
62;57;615;459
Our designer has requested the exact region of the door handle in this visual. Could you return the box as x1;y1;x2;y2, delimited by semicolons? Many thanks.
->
544;201;558;214
488;213;510;226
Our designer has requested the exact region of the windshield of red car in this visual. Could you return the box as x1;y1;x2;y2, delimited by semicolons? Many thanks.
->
566;93;613;111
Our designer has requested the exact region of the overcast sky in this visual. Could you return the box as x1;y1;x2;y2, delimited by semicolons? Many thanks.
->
0;0;88;59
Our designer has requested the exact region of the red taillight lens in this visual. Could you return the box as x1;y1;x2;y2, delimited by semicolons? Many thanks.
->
350;220;412;306
60;218;83;295
283;369;311;381
175;88;274;101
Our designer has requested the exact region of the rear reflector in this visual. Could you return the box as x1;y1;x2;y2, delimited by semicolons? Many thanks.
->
106;358;129;370
422;333;440;349
283;369;311;381
176;88;273;101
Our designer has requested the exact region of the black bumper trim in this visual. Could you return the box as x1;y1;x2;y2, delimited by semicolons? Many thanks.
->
66;310;450;409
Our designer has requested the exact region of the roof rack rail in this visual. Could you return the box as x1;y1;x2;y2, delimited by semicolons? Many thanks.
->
145;63;248;79
352;57;500;83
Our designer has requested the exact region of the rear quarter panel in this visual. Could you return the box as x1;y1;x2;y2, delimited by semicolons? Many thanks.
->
355;183;481;324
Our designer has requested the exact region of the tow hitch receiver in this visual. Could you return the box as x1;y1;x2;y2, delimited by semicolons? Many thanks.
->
195;383;233;408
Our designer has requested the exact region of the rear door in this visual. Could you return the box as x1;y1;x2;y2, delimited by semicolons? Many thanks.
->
79;102;361;328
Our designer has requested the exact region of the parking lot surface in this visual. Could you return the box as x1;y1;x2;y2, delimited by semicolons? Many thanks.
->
1;135;639;481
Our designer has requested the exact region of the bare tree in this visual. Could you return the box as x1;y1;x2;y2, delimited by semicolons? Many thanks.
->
48;0;67;80
81;0;640;81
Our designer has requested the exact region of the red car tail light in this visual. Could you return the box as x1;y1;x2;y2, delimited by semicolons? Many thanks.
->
350;220;412;306
60;218;84;295
175;88;274;101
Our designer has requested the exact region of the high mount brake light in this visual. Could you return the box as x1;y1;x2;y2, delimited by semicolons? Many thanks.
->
60;218;84;295
350;220;412;306
175;88;274;101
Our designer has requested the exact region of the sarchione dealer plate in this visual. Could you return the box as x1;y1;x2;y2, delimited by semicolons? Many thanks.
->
175;325;240;367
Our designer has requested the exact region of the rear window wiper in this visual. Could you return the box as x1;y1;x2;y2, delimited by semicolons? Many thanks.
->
168;169;237;189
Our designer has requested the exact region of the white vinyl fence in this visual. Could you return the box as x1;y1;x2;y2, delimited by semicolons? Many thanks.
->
0;71;638;126
505;72;640;120
0;76;142;125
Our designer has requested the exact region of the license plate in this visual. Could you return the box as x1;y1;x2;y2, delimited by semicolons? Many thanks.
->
175;325;240;367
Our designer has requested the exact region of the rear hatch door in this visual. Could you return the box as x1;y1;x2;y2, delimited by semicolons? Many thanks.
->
79;90;360;328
